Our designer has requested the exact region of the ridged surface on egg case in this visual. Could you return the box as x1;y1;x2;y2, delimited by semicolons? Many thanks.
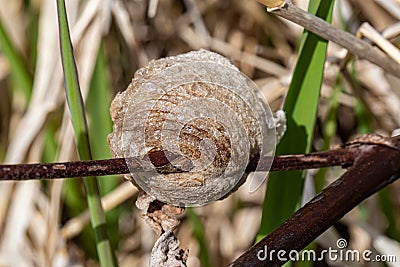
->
108;50;276;206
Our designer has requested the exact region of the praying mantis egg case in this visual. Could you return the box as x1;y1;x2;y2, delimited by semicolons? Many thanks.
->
108;49;277;207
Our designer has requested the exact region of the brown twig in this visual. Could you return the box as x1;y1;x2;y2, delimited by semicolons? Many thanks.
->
1;134;395;182
0;158;130;181
0;146;361;181
229;135;400;266
257;1;400;78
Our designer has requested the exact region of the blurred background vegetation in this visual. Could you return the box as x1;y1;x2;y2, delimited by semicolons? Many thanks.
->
0;0;400;266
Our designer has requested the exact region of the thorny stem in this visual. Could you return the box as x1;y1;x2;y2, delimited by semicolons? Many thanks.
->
1;135;399;266
0;148;357;181
229;135;400;266
0;135;388;181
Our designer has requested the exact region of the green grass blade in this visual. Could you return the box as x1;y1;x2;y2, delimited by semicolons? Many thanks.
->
0;17;33;101
87;43;121;248
257;0;335;241
87;43;117;191
187;208;212;267
378;187;400;241
56;1;117;266
41;122;59;163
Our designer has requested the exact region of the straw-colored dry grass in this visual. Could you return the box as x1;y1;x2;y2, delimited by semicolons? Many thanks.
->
0;0;400;266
